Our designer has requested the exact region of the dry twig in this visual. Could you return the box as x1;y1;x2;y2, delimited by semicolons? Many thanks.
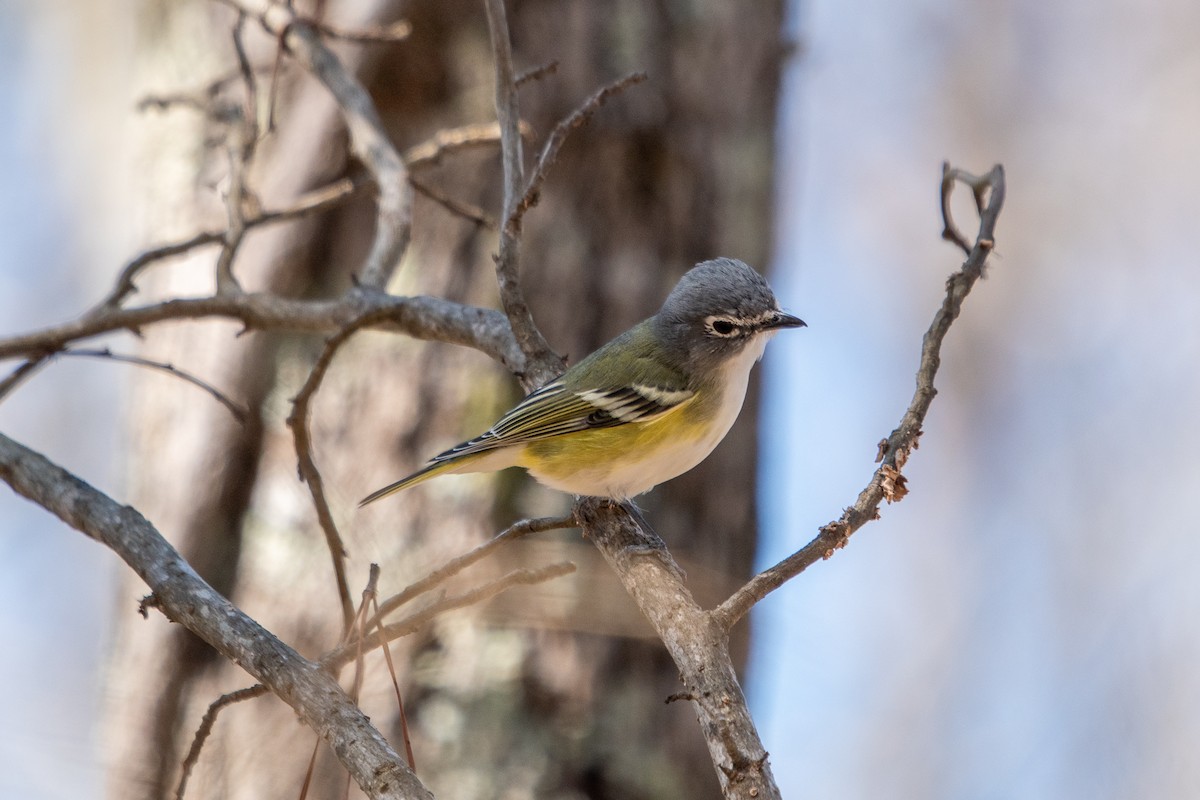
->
712;163;1007;631
483;0;562;386
515;71;647;226
367;514;576;628
325;561;577;670
176;685;269;800
307;18;412;44
285;313;401;631
96;121;506;311
222;0;413;290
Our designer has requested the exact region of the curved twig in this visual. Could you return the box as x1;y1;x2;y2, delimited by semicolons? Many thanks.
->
57;347;249;423
713;163;1007;631
515;71;647;227
285;312;403;631
96;122;506;310
176;685;269;800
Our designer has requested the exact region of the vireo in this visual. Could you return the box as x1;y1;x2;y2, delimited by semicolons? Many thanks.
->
361;258;804;505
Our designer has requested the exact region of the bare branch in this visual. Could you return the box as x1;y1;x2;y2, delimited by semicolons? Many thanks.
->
57;348;249;423
306;17;412;44
286;310;405;631
515;71;647;227
346;564;382;703
410;176;497;229
404;122;511;169
481;11;647;388
371;588;416;771
0;432;431;800
225;0;413;290
138;64;277;115
1;291;526;376
211;15;260;296
713;163;1007;631
100;230;227;310
367;514;576;628
514;60;558;88
0;356;50;405
941;162;996;254
483;0;562;388
102;113;505;309
574;498;779;800
92;119;507;311
176;685;269;800
96;174;366;309
325;561;577;670
484;0;525;226
231;12;260;141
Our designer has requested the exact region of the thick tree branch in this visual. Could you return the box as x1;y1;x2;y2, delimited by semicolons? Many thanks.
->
575;499;779;800
0;290;526;375
0;433;431;800
713;163;1007;631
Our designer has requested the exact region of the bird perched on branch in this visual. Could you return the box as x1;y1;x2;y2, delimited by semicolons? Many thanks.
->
361;257;804;506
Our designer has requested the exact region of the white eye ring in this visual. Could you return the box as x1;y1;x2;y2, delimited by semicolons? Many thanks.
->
706;316;739;337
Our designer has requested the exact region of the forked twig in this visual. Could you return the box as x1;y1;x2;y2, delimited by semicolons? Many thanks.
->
514;71;647;227
713;163;1007;631
325;561;577;671
367;514;576;629
220;0;413;290
940;162;996;254
483;0;561;386
96;119;507;311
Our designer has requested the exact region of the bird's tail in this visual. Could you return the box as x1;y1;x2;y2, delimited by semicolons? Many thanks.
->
358;449;508;507
359;460;458;507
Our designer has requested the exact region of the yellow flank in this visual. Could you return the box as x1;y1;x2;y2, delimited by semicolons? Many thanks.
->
517;394;715;498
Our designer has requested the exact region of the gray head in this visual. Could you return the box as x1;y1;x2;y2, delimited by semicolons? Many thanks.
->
653;257;805;373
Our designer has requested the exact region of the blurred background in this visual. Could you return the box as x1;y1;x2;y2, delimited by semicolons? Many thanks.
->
3;0;1199;798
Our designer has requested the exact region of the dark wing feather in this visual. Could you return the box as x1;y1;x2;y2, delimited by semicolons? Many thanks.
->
430;380;693;463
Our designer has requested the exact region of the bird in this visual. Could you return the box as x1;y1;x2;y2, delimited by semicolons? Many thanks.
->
360;257;804;506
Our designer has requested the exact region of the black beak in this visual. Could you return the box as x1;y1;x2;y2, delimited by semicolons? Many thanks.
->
767;311;806;330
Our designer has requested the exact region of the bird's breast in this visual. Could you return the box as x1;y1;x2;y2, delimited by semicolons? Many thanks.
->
520;338;765;498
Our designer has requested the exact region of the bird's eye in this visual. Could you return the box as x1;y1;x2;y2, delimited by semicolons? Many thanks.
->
709;318;737;336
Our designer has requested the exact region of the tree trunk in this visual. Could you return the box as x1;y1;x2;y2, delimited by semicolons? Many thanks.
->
104;1;785;797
